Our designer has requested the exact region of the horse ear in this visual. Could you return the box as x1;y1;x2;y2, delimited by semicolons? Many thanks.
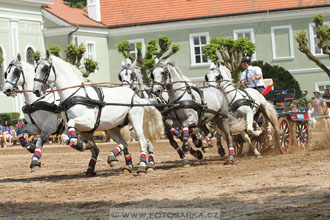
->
155;58;159;64
46;50;50;59
126;58;132;66
209;62;216;70
216;61;221;68
132;59;137;67
121;60;126;67
17;53;21;62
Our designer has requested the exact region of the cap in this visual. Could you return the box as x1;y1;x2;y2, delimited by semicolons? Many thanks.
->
313;91;320;94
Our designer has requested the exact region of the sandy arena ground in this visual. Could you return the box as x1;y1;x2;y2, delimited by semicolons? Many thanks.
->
0;134;329;220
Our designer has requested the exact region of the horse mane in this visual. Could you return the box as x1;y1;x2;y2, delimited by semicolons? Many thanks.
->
50;55;83;80
165;60;194;86
219;64;232;80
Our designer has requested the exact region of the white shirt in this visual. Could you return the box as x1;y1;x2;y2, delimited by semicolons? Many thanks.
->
240;66;265;88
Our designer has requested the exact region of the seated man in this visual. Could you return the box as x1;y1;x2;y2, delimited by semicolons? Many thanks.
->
239;55;265;93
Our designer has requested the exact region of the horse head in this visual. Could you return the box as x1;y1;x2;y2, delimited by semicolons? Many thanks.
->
3;54;25;96
33;50;56;97
151;58;171;95
205;62;232;88
118;59;140;91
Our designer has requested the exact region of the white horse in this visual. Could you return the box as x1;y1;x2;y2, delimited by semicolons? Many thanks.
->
33;51;164;176
151;59;246;164
205;62;280;157
3;54;64;171
119;59;216;165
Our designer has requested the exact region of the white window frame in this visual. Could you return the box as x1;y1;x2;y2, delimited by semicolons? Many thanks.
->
271;25;294;61
24;44;36;65
0;44;7;95
128;38;145;59
309;22;329;57
233;28;256;60
189;32;210;67
85;41;96;60
315;81;330;94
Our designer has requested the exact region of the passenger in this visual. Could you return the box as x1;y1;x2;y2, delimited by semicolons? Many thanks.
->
312;91;323;116
307;101;316;130
320;100;330;132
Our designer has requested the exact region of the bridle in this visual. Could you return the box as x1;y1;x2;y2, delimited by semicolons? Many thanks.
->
205;68;222;88
151;63;171;90
118;66;138;86
4;60;26;92
34;58;57;92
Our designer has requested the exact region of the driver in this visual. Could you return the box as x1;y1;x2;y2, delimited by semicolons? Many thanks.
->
239;55;265;93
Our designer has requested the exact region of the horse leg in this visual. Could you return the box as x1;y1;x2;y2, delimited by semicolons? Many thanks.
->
246;110;263;137
241;131;261;158
180;126;203;160
18;124;39;153
80;132;99;177
61;129;92;152
215;117;235;165
165;127;189;166
106;128;130;172
215;132;226;157
128;107;148;175
146;140;156;171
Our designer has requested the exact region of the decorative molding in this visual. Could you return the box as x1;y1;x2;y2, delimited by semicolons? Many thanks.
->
43;26;108;37
289;67;330;75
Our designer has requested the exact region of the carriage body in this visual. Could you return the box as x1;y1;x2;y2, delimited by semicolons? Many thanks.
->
263;88;310;153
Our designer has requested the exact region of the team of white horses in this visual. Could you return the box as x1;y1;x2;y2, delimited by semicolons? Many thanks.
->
3;51;280;176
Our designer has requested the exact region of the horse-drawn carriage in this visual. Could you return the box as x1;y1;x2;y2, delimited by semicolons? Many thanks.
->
263;88;310;153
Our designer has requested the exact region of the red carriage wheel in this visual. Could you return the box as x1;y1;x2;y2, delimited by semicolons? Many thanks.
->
292;122;310;150
278;117;291;153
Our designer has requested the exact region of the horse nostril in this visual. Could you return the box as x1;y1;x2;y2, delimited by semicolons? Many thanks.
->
34;90;41;97
6;89;11;94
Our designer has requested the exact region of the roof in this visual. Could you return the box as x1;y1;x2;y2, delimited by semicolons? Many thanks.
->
43;0;105;27
100;0;330;28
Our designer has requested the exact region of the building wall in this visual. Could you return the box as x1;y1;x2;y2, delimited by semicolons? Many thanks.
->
0;2;44;114
107;12;330;95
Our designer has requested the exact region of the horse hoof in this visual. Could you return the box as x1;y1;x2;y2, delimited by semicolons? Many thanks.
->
27;145;36;153
196;150;203;160
147;163;156;172
86;168;96;177
194;139;202;148
202;147;209;153
223;159;235;165
122;165;133;173
70;138;78;146
256;154;262;159
137;166;147;176
30;160;41;172
218;148;226;157
107;155;118;167
182;159;190;167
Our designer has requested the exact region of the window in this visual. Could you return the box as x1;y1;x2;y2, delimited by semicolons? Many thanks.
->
86;41;96;60
26;47;34;65
189;32;210;66
128;39;145;59
271;25;294;60
0;46;4;91
309;23;329;56
315;81;330;94
233;28;256;60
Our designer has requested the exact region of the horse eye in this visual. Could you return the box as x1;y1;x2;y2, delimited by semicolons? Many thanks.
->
42;65;49;73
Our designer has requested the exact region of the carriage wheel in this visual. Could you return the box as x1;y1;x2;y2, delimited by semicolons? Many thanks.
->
292;122;310;150
278;117;291;153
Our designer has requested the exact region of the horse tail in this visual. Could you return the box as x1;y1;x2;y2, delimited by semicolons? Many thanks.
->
228;114;247;134
135;98;164;143
120;125;130;142
264;102;280;132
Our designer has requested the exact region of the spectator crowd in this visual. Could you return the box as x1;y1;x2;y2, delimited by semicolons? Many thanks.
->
0;119;25;148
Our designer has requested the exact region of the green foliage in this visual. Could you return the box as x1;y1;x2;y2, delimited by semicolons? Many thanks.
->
65;43;86;67
32;51;41;63
252;60;302;98
296;14;330;78
82;58;99;78
117;35;180;85
0;112;20;126
203;37;256;82
64;0;86;8
48;45;62;57
0;53;3;68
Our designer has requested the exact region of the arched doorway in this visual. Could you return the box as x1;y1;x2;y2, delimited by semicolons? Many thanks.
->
26;47;34;65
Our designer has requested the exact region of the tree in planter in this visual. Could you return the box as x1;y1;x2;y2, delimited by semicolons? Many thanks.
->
252;60;302;98
81;58;99;78
117;35;180;85
296;14;330;78
203;37;256;82
32;51;41;63
48;45;62;57
65;43;86;68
